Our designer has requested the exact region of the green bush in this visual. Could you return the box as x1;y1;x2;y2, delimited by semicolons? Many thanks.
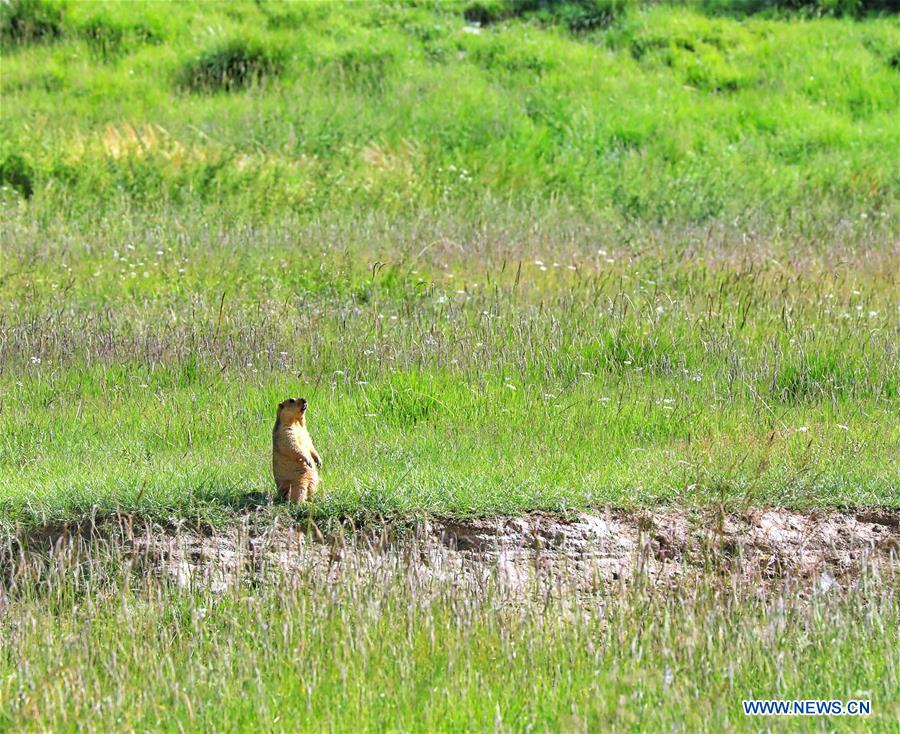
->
0;0;64;45
176;38;285;93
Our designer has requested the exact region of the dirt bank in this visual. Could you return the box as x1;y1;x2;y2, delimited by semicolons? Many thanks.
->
78;507;897;595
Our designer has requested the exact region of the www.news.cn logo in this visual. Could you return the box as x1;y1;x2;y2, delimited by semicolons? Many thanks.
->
743;699;871;716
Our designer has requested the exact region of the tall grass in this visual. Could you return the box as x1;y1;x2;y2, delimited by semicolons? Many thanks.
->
1;212;897;527
1;531;897;732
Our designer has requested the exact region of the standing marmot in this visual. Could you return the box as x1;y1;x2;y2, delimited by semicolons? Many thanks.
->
272;397;322;502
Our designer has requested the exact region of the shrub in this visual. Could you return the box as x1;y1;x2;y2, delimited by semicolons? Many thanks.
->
176;38;285;93
0;0;64;45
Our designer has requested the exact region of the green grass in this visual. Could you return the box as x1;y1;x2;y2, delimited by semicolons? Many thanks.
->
1;538;897;732
1;0;898;229
0;1;897;526
1;3;898;729
2;360;897;530
2;373;893;524
2;212;897;529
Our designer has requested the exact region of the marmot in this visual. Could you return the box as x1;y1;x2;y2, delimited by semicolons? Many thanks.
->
272;397;322;502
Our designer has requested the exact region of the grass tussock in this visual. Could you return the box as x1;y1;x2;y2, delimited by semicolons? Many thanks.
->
0;151;34;198
0;0;63;45
465;0;633;31
76;10;160;62
176;37;285;93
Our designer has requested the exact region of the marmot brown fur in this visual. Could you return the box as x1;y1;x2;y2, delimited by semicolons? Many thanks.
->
272;397;322;502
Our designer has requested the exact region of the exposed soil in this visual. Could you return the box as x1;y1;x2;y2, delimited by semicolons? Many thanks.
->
61;507;898;595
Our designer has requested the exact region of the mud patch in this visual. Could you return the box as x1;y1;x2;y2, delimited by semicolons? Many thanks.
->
95;508;900;596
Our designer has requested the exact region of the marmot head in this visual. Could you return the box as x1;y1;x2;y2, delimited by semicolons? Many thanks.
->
277;397;308;425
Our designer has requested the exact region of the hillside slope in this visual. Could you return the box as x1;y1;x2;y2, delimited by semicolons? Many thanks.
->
2;0;898;229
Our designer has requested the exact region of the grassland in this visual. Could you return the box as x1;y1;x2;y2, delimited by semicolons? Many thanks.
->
0;0;897;526
1;1;898;730
1;0;898;228
1;212;898;530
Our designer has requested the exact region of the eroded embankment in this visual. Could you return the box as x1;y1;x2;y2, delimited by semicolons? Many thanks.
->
9;508;898;597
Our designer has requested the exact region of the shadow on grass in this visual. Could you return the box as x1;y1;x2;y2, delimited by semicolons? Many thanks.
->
211;490;277;511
